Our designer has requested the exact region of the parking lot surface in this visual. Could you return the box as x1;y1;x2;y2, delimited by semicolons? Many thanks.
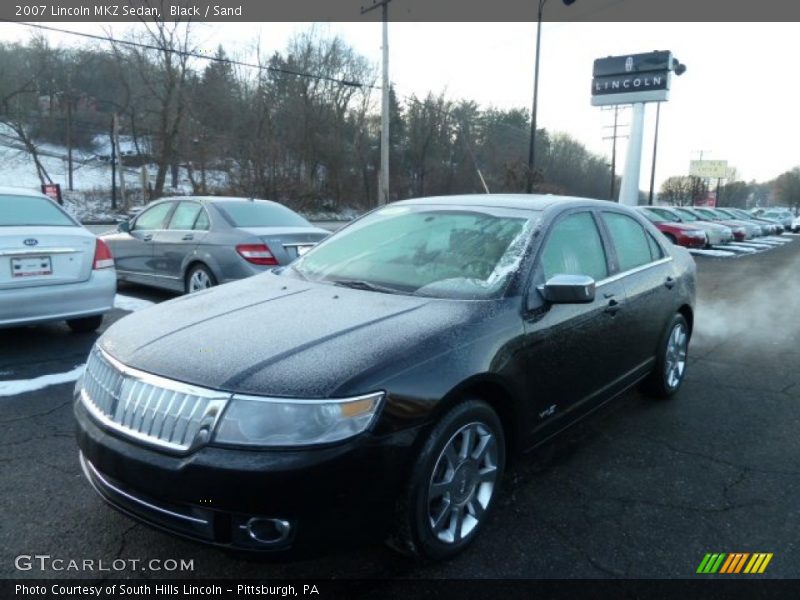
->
2;238;799;580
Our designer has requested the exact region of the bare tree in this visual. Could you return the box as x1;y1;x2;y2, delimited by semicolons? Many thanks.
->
111;15;195;197
0;37;53;185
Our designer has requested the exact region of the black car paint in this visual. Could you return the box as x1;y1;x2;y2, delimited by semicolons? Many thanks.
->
75;196;696;553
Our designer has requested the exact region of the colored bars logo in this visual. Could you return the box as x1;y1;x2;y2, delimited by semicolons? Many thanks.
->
697;553;773;574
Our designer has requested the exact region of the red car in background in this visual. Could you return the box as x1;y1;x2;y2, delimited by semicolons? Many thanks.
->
636;207;708;248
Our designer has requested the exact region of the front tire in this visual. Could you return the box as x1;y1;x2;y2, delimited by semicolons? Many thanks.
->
390;399;505;561
642;313;690;399
185;264;216;294
66;315;103;333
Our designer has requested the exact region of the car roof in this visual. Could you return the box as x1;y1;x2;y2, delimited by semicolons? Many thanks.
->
151;196;285;205
0;186;50;199
392;193;620;212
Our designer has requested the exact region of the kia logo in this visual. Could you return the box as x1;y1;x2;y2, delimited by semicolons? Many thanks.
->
23;239;39;247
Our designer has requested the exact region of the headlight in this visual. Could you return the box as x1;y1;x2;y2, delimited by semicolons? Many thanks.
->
213;391;384;447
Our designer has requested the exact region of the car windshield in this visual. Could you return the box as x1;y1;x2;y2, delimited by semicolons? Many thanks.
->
0;195;75;227
290;205;537;299
640;209;668;223
645;208;679;223
215;200;311;228
674;209;699;222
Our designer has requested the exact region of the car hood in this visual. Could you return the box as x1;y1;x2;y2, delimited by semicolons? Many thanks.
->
691;221;729;233
99;273;479;398
667;222;703;232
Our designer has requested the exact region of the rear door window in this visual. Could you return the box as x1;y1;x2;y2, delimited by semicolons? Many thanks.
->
603;212;655;272
133;203;173;231
168;202;203;230
540;212;608;281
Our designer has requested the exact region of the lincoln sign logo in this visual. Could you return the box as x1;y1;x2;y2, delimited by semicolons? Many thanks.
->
594;74;665;93
625;56;634;72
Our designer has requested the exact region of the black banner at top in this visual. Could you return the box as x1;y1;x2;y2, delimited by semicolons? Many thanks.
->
2;0;800;22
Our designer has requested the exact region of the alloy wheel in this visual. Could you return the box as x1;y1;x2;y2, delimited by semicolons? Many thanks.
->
426;422;499;544
189;269;213;292
664;322;688;389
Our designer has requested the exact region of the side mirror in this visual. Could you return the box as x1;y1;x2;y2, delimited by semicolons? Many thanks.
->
539;274;596;304
117;220;131;233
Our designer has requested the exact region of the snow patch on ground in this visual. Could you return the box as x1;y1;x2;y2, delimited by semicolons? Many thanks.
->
690;248;736;258
114;294;155;312
0;364;85;397
729;242;772;250
715;244;756;254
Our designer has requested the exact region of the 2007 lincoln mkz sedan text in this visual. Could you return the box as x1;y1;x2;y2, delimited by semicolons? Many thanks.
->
74;195;695;560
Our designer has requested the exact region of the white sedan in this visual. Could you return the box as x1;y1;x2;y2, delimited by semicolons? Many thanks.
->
0;187;116;332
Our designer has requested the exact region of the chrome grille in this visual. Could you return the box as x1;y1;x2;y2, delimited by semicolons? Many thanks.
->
81;347;230;453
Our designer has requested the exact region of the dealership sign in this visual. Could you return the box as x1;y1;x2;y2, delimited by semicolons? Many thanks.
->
591;51;674;106
689;159;729;179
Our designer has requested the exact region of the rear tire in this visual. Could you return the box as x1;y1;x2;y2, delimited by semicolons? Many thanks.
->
389;399;505;561
641;314;690;399
66;315;103;333
185;264;217;294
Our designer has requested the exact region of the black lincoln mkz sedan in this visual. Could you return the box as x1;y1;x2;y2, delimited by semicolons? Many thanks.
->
74;195;696;560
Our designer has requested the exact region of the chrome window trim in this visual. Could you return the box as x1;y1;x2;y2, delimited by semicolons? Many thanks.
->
80;453;208;525
595;256;672;288
0;247;80;257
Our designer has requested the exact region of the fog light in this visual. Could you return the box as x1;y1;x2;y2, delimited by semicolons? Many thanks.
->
244;517;292;544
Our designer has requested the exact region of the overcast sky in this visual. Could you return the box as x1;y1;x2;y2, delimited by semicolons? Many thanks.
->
1;21;797;192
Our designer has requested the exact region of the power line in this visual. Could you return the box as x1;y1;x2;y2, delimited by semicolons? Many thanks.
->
1;20;379;90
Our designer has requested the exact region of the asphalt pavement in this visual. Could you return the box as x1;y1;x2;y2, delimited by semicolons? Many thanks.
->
1;239;799;581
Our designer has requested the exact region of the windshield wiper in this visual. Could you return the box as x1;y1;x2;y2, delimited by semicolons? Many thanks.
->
329;278;404;295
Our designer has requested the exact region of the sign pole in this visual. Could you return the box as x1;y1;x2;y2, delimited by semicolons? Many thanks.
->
619;102;645;206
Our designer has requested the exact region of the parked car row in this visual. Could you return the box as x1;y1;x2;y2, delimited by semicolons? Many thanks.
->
0;191;329;330
751;207;795;230
636;204;789;250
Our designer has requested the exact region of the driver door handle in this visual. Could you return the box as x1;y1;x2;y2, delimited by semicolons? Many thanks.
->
604;298;620;316
142;234;153;242
181;234;194;241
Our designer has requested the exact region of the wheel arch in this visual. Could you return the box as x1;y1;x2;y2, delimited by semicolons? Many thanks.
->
677;303;694;336
183;259;218;285
432;375;525;464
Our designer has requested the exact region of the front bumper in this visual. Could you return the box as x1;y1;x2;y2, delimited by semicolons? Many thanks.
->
74;397;421;554
679;234;707;248
0;269;116;328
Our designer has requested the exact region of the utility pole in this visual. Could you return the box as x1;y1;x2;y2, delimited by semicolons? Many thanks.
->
526;0;577;193
65;93;74;191
648;102;662;205
110;116;117;211
113;113;126;209
602;105;628;201
361;0;391;206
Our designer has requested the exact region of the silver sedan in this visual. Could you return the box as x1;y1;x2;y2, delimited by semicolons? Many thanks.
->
102;197;330;294
0;187;116;332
